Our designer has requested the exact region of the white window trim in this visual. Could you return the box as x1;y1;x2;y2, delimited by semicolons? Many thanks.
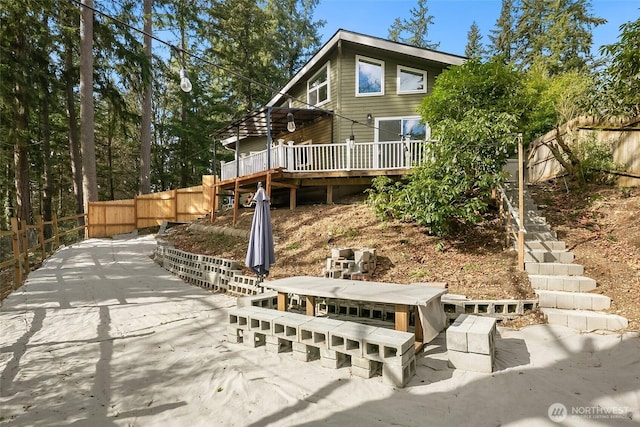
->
307;62;330;107
374;115;429;142
355;55;385;97
397;65;427;94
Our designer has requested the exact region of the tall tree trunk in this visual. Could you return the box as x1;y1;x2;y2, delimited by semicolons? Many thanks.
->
37;10;53;238
41;82;53;237
63;6;84;224
139;0;152;194
80;0;99;211
13;30;31;222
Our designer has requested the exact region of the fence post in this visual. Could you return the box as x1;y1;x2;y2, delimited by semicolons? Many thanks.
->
20;219;29;273
52;212;60;249
172;190;178;222
134;196;139;230
517;133;525;271
36;215;45;262
11;218;22;285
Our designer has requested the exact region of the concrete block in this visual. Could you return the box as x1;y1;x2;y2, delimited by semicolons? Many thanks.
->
606;315;628;331
228;309;250;330
591;294;612;311
265;334;279;345
466;317;496;355
273;312;311;342
572;293;593;310
555;292;575;309
237;291;278;308
448;349;493;373
586;314;609;331
264;337;292;353
542;308;568;326
364;328;415;364
382;356;416;388
226;326;242;344
328;323;378;357
332;248;353;258
320;352;348;369
536;290;557;307
446;318;470;352
567;312;588;331
242;330;266;348
299;317;344;349
576;277;597;292
265;342;279;353
351;365;376;379
292;344;320;362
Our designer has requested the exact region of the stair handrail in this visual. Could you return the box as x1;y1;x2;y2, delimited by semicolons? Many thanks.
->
497;184;527;270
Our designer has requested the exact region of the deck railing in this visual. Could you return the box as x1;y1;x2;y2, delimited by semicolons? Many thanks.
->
220;139;431;181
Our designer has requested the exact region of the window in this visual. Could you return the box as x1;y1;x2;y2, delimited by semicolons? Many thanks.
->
356;56;384;96
376;116;430;142
397;65;427;94
308;63;330;106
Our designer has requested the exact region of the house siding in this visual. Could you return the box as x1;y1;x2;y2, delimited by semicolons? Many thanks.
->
337;44;443;144
284;42;446;145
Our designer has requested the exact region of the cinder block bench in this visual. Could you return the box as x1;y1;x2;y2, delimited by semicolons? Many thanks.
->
446;314;496;373
226;306;417;387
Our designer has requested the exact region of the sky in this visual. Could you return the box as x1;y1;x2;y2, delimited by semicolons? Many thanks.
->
313;0;640;58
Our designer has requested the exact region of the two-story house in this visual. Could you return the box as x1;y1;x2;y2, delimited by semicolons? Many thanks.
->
212;29;465;222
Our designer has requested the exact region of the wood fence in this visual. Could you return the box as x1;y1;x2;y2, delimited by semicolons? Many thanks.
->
528;116;640;186
87;175;216;238
0;213;86;289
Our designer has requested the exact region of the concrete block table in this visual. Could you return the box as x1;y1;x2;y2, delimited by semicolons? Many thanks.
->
446;314;497;373
265;276;447;349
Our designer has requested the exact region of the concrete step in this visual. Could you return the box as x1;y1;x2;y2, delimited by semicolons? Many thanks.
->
541;308;628;331
525;250;575;264
526;262;584;276
521;240;567;251
511;223;553;234
529;274;595;292
535;290;611;310
524;231;558;241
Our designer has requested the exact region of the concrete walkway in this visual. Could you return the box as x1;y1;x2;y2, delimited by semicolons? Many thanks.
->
1;236;639;426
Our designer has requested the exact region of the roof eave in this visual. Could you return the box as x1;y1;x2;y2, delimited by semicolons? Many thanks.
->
267;29;467;107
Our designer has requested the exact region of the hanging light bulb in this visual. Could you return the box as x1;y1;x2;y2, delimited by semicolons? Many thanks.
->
180;68;192;93
348;134;355;149
287;112;296;132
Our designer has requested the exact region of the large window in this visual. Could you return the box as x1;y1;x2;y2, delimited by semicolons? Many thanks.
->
376;116;429;142
356;56;384;96
308;63;330;106
397;65;427;94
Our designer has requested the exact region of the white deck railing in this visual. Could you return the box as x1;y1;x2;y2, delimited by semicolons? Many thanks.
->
220;140;430;181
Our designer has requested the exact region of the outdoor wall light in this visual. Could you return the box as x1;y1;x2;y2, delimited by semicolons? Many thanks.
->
180;68;192;93
348;134;355;148
367;113;372;123
287;112;296;132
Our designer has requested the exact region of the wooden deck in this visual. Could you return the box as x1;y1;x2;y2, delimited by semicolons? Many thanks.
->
212;167;413;225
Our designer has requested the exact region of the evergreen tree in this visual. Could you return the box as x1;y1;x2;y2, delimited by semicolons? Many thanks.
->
388;0;440;49
465;21;484;60
488;0;516;62
513;0;605;74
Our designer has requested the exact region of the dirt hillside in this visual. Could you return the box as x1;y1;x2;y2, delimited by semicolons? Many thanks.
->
167;180;639;331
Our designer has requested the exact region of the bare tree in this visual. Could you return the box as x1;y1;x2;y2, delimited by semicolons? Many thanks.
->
80;0;99;211
140;0;152;194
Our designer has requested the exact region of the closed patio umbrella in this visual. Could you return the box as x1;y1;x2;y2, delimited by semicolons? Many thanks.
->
245;183;275;283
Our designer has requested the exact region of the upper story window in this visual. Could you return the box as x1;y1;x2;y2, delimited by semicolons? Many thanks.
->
356;56;384;96
307;63;330;106
397;65;427;94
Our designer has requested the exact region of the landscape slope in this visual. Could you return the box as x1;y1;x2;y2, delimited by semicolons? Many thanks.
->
168;181;639;330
